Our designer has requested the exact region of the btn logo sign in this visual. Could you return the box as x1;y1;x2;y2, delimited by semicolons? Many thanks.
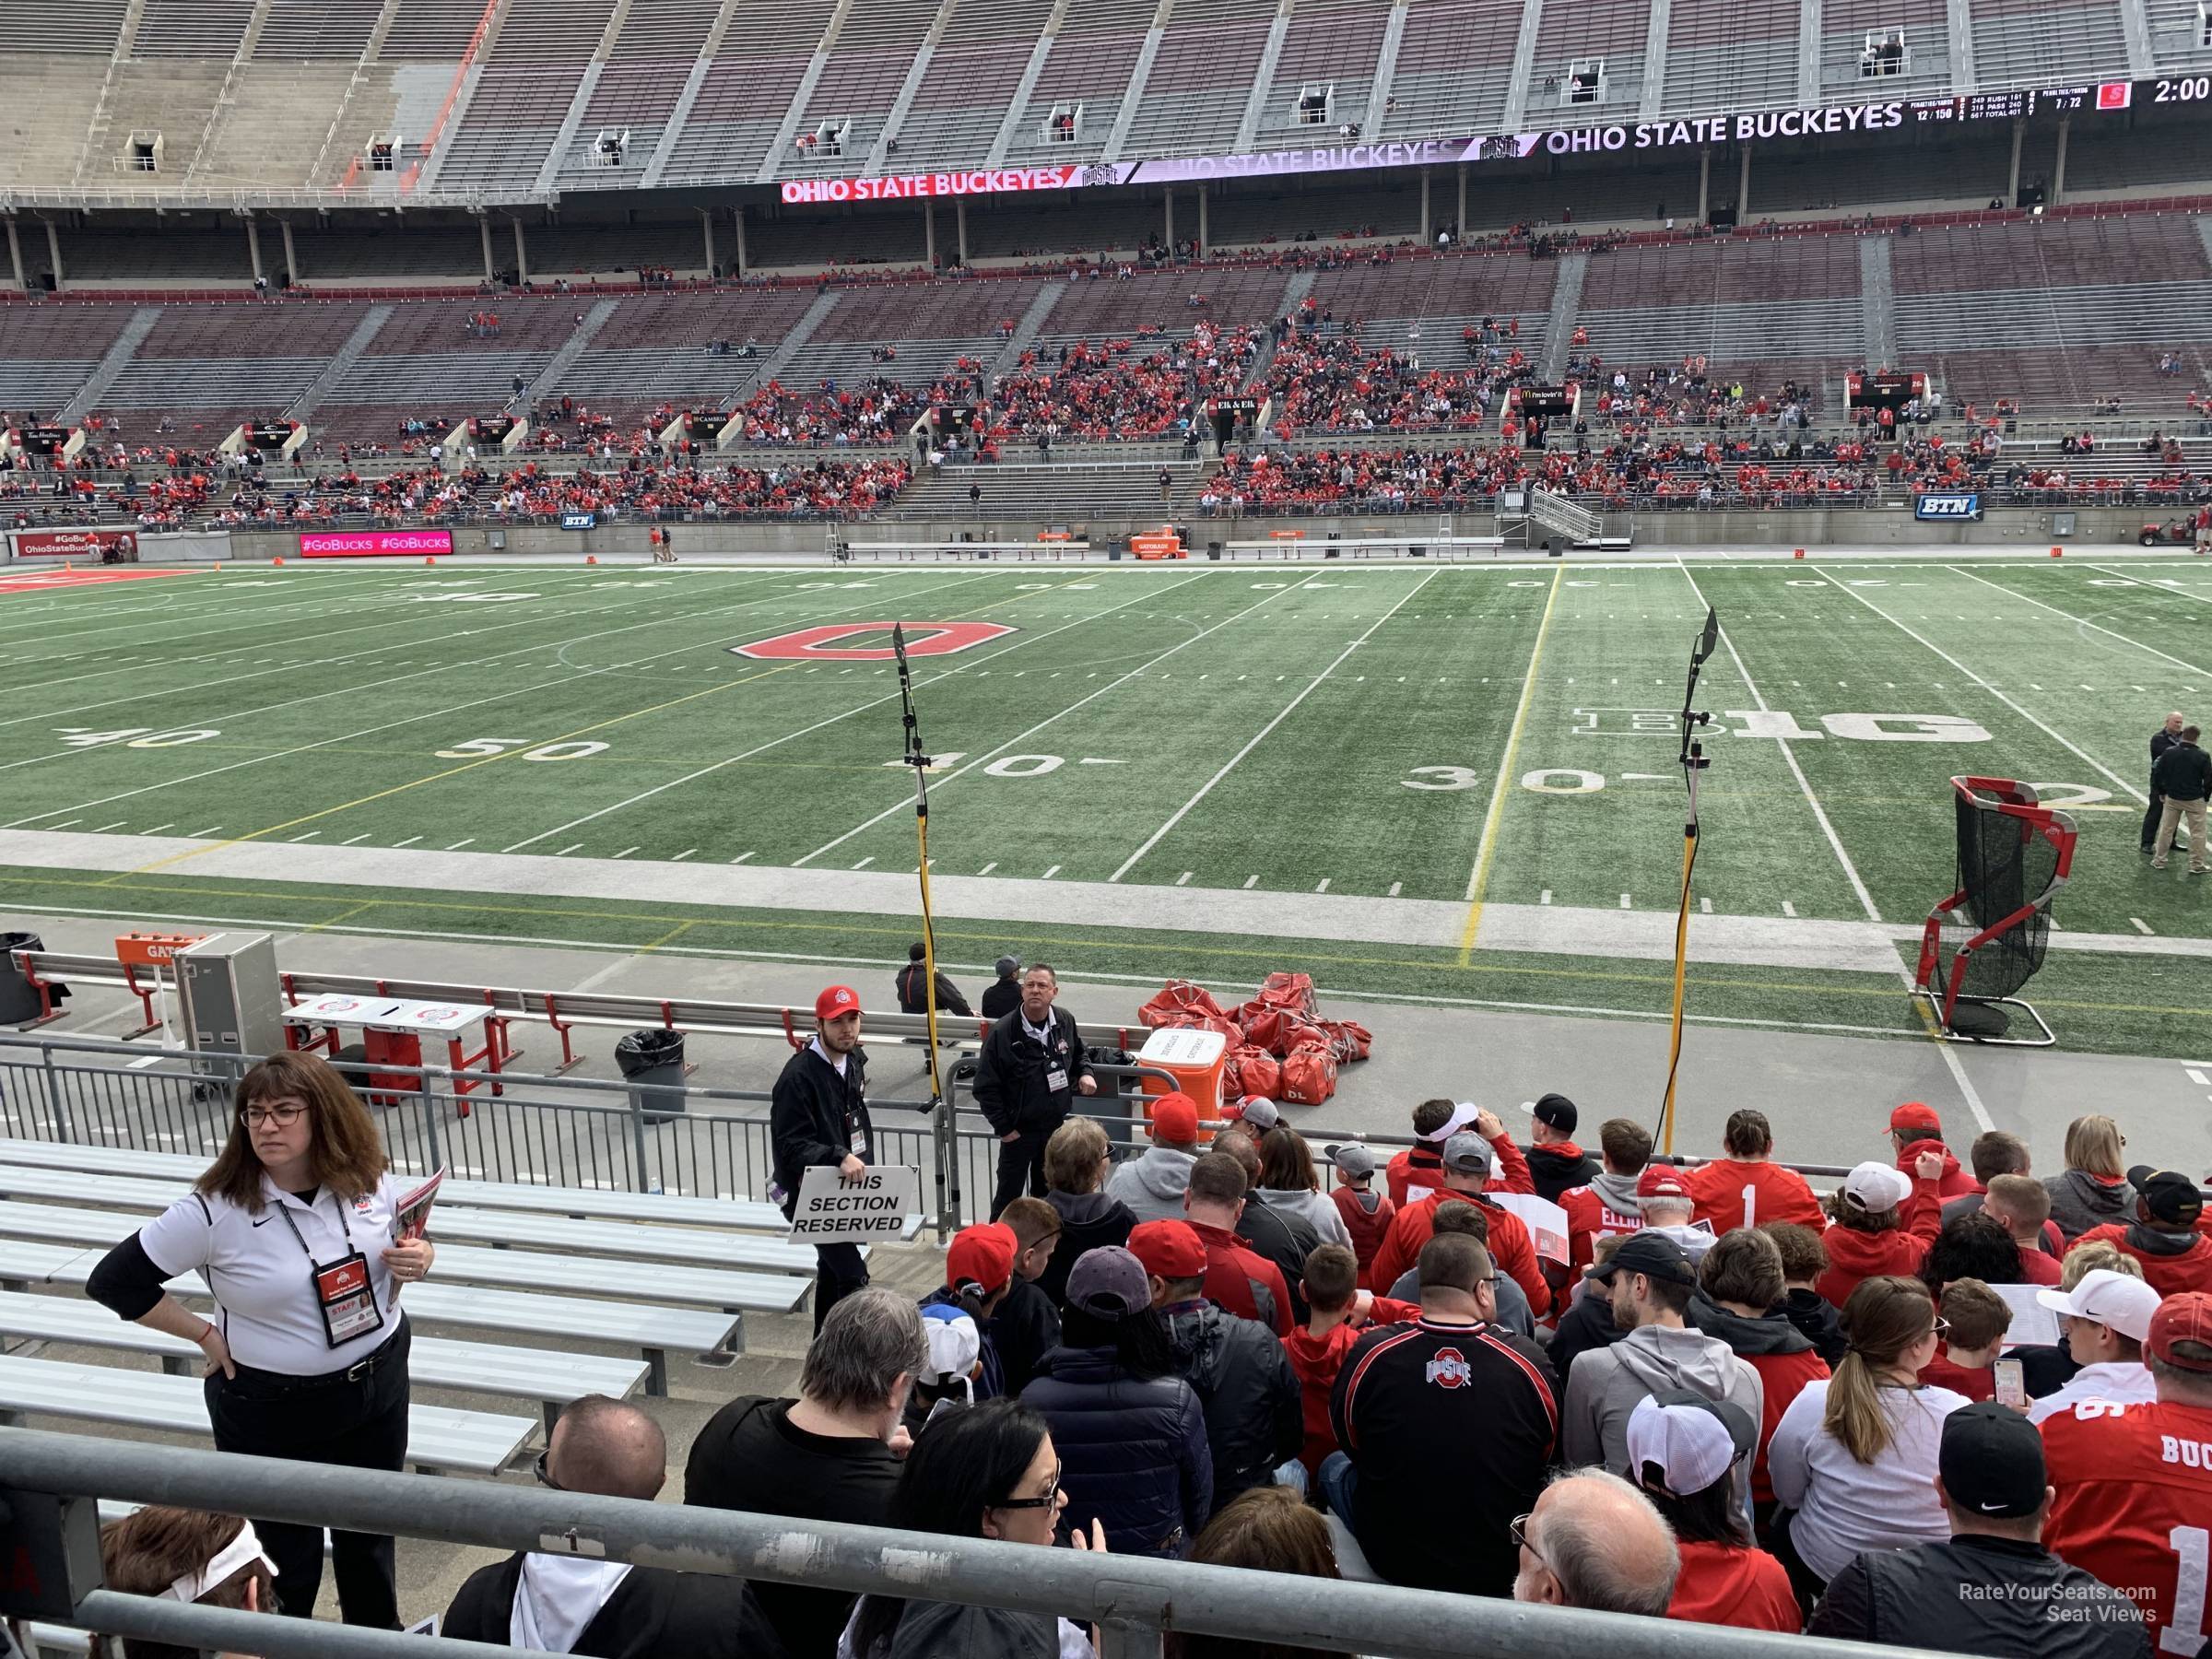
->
735;622;1015;661
1913;493;1983;522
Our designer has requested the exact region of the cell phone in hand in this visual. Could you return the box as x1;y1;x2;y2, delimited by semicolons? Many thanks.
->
1994;1357;2026;1408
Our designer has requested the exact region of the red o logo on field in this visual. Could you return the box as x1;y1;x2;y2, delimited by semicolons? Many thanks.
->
735;622;1015;661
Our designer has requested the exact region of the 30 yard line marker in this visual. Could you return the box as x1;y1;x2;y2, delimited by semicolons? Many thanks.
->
1457;565;1564;962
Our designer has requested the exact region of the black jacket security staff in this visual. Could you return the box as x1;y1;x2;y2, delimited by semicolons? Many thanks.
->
2145;712;2186;853
771;983;876;1332
87;1050;433;1629
973;962;1096;1219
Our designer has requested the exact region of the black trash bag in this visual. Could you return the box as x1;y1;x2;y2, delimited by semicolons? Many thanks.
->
617;1029;687;1118
0;932;67;1025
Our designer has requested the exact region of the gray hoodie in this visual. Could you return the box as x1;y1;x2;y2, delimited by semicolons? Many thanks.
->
1561;1322;1765;1530
1580;1169;1643;1216
2043;1169;2132;1241
1253;1186;1352;1249
1107;1147;1196;1223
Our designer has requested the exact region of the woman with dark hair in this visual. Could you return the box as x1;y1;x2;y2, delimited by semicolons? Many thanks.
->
841;1398;1105;1658
1164;1487;1343;1659
1253;1128;1351;1249
100;1506;282;1658
86;1051;431;1629
1023;1247;1212;1557
1623;1394;1799;1631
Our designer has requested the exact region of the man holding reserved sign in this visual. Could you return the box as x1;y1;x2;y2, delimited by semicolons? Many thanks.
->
772;985;881;1332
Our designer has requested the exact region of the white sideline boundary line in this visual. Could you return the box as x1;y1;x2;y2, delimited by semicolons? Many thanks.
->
502;571;1164;853
1;571;1003;834
1817;568;2147;806
1109;568;1441;883
1950;566;2212;680
1677;560;1994;1132
793;570;1293;866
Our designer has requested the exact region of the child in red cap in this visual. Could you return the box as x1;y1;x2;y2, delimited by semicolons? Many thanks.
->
922;1222;1018;1398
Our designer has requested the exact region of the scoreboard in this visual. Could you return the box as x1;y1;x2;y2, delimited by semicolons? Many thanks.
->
1907;80;2137;124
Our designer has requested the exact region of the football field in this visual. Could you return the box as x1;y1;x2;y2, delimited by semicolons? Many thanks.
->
2;554;2208;1057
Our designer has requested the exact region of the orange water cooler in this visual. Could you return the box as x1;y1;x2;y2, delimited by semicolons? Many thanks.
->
1135;1026;1229;1131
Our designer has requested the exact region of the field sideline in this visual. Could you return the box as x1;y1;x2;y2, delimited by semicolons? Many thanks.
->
1;554;2207;1056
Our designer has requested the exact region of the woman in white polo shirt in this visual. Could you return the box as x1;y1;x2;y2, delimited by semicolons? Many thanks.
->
87;1050;433;1629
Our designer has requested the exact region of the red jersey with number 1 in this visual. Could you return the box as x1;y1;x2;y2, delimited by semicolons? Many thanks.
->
2040;1394;2212;1654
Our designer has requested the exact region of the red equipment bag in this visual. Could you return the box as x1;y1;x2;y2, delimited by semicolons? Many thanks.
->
1254;971;1317;1015
1158;1010;1242;1043
1239;1006;1322;1058
1139;980;1229;1028
1312;1018;1373;1063
1277;1040;1338;1105
1224;1045;1280;1100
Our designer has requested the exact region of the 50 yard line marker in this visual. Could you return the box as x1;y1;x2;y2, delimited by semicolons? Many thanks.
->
1456;564;1563;964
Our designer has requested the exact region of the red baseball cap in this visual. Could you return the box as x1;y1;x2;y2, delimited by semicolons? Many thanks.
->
2147;1292;2212;1372
1636;1164;1692;1203
1149;1092;1199;1144
1889;1101;1942;1134
1126;1219;1207;1280
815;984;861;1021
946;1222;1017;1296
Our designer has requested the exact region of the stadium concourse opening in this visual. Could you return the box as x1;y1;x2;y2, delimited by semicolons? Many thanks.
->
9;7;2212;1647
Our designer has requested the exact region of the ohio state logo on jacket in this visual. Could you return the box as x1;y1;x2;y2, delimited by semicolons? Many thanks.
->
1425;1348;1472;1389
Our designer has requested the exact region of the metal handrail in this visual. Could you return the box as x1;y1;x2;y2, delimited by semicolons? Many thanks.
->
0;1429;1951;1659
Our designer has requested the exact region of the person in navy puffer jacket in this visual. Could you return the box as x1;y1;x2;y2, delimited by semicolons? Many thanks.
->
1021;1246;1212;1558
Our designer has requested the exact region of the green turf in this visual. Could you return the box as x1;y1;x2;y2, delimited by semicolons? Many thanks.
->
3;556;2210;1053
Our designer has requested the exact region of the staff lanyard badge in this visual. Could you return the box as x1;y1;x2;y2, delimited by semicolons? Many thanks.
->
279;1193;385;1350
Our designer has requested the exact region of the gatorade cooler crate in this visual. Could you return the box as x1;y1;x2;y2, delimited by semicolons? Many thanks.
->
1135;1025;1229;1125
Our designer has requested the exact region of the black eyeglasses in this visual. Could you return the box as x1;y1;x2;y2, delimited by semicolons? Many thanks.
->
240;1103;306;1127
991;1465;1064;1511
533;1451;563;1492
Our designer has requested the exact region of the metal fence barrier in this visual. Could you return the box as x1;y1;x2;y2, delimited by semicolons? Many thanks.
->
0;1430;1947;1659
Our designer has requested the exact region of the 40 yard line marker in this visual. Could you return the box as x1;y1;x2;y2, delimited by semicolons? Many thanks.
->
1457;564;1563;963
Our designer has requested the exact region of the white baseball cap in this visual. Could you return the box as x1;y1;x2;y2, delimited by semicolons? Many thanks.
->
2036;1268;2164;1343
1625;1391;1757;1500
1417;1101;1480;1145
1841;1160;1913;1213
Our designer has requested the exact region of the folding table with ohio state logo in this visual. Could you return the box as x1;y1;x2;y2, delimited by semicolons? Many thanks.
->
279;993;513;1111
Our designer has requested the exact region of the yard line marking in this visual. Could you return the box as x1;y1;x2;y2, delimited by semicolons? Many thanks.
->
1042;865;1061;879
1700;897;1712;913
1243;874;1259;888
613;846;640;859
732;852;756;864
1387;881;1402;897
342;832;372;845
1782;900;1797;917
289;831;320;842
1695;561;1991;1129
505;571;1110;854
672;848;697;861
189;826;220;837
1539;888;1552;905
1176;871;1193;886
1315;878;1331;892
43;571;1000;853
1619;893;1632;909
852;856;874;869
1456;565;1564;960
393;835;421;848
2133;917;2156;935
48;820;80;830
556;843;584;856
1954;567;2212;679
1115;570;1441;884
444;838;474;850
92;821;125;833
143;824;172;835
792;571;1230;865
976;861;996;875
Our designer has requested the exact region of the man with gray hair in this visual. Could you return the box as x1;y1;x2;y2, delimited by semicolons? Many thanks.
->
2144;711;2186;855
1512;1468;1680;1618
448;1396;782;1654
685;1287;924;1655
